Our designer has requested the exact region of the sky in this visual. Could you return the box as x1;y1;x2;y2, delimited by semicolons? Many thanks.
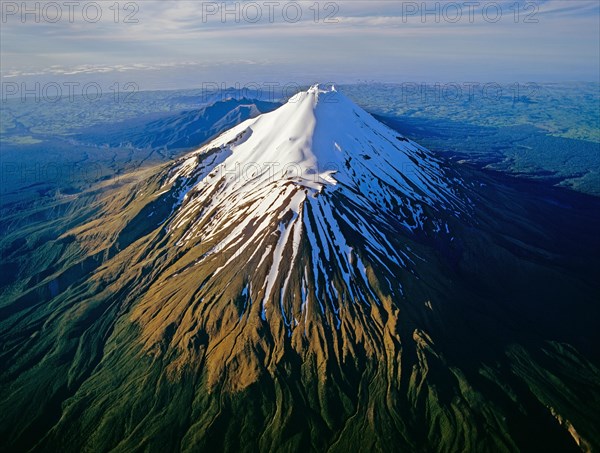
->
1;0;599;90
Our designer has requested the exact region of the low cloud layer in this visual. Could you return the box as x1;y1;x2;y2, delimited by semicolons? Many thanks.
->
1;1;598;87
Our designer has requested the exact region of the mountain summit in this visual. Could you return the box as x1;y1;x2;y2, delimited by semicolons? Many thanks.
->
1;86;599;452
167;84;462;201
130;83;468;382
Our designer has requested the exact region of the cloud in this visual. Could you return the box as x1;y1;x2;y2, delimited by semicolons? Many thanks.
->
1;1;598;84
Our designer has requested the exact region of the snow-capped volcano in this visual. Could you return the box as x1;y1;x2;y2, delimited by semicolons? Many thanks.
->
154;84;467;331
168;84;464;221
3;85;600;453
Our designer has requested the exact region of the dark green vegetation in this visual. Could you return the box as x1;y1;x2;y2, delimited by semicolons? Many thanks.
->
377;116;600;197
1;95;278;205
1;154;599;452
